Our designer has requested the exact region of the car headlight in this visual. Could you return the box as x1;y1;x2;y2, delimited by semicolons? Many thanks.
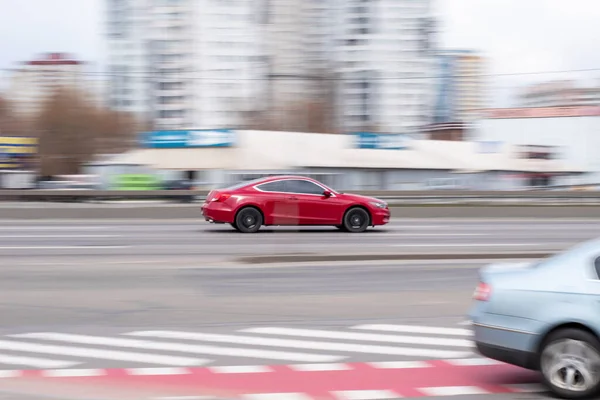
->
370;201;387;209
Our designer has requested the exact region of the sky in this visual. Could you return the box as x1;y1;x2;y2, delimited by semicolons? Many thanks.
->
0;0;599;105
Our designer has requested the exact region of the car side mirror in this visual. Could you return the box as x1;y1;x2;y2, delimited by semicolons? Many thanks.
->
323;190;332;197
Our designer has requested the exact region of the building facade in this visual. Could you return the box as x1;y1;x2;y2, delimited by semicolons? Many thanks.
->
518;80;600;108
106;0;266;130
332;0;438;135
433;50;486;124
7;53;85;117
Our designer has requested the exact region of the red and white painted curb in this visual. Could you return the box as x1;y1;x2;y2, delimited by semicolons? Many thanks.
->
0;359;543;398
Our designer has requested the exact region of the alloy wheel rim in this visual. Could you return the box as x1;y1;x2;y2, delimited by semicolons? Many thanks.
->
350;213;363;228
542;339;600;392
242;213;257;229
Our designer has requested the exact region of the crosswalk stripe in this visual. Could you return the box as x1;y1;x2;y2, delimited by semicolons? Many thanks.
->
128;367;190;375
418;386;488;396
241;327;473;347
289;363;350;371
445;358;502;366
210;366;272;373
0;354;80;369
352;324;472;336
333;390;401;399
127;331;471;359
244;394;311;400
369;361;431;369
11;333;341;363
0;339;204;366
43;369;104;377
0;371;21;378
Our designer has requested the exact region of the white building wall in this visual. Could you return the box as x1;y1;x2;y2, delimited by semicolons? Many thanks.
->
475;116;600;185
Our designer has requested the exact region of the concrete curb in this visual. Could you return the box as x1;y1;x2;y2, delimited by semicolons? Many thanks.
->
0;205;599;219
235;252;552;264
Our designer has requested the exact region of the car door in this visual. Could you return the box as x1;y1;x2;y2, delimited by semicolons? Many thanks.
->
253;180;298;225
283;179;344;225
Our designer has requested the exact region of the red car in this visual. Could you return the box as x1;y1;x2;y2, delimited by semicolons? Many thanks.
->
201;176;390;233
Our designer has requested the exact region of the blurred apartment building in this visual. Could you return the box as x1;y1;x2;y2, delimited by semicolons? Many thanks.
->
519;80;600;108
106;0;264;129
432;50;486;124
106;0;437;134
6;53;88;117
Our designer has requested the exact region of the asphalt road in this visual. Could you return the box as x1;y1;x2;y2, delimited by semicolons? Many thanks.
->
2;218;600;260
3;218;599;399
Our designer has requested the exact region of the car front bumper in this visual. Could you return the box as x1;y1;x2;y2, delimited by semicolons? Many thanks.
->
372;208;391;225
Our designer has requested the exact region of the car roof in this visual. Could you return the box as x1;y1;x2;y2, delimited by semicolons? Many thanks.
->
253;175;315;184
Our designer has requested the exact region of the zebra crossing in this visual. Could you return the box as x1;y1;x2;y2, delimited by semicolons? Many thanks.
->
0;322;477;371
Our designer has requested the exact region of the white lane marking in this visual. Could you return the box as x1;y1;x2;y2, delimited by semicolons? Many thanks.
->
391;243;548;247
154;397;216;400
0;371;21;378
504;383;544;393
0;227;110;231
333;390;401;399
0;246;130;250
457;320;472;326
244;394;311;400
445;358;502;366
128;330;470;359
353;325;472;337
382;233;487;237
210;365;272;374
0;354;80;369
0;235;120;238
12;333;340;363
43;369;105;377
241;327;473;347
128;367;190;375
0;339;204;366
290;363;350;371
369;361;431;369
418;386;489;396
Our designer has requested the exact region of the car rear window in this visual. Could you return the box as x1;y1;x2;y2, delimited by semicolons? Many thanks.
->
224;178;266;191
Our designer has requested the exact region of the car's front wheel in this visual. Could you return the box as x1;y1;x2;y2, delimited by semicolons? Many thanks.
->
230;222;240;232
235;207;263;233
540;328;600;399
342;207;370;233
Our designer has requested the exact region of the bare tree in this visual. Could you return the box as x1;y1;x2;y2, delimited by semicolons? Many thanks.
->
36;88;139;176
0;96;30;135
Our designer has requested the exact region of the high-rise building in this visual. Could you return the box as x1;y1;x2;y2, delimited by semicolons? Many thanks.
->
7;53;86;117
433;50;486;124
332;0;438;135
518;80;600;108
106;0;266;130
106;0;438;133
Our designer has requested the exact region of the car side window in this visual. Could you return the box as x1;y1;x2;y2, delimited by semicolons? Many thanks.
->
284;180;325;195
594;256;600;279
256;181;286;192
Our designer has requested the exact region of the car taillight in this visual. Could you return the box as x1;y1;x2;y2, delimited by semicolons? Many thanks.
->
473;282;491;301
212;193;232;202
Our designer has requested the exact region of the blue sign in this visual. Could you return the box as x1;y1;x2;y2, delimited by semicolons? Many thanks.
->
352;132;412;150
141;129;235;148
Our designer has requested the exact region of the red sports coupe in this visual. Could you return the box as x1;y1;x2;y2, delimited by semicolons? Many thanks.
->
201;176;390;233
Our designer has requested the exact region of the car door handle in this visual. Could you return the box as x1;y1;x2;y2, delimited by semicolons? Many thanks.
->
288;196;298;200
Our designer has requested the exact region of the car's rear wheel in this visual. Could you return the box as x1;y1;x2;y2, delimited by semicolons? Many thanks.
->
342;207;370;233
540;328;600;399
235;207;263;233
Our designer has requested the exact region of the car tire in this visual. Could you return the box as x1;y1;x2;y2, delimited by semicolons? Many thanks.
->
539;328;600;399
342;207;370;233
230;222;240;232
235;207;263;233
335;225;347;231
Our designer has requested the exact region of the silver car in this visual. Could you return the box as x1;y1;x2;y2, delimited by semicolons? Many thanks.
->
470;238;600;399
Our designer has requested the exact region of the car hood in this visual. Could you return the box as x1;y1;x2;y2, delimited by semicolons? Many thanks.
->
340;193;385;204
